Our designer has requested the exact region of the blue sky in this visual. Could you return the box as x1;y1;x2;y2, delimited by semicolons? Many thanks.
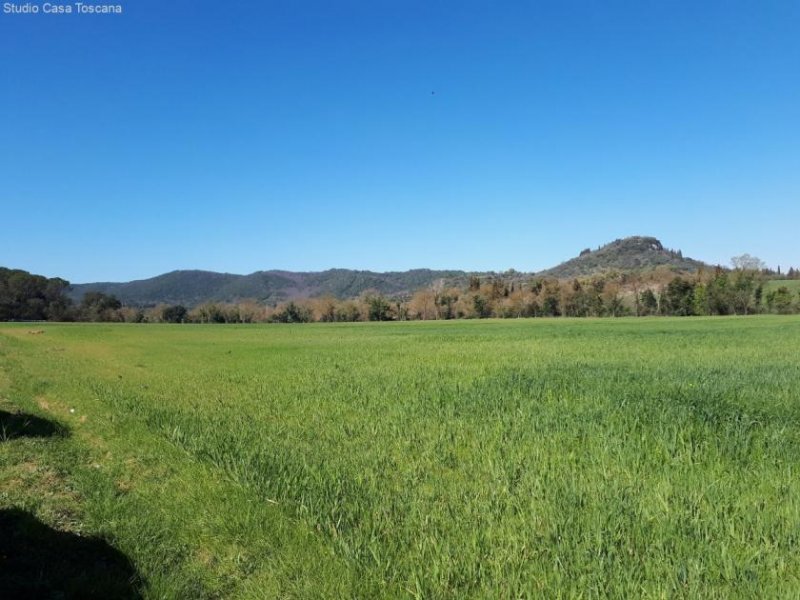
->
1;1;798;282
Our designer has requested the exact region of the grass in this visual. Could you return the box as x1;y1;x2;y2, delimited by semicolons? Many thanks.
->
765;279;800;293
2;316;800;598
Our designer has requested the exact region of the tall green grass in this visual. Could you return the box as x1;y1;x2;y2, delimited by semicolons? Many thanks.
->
2;317;800;597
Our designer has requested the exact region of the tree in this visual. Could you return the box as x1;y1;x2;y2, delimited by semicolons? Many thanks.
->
499;289;529;318
540;281;561;317
437;289;459;320
191;303;227;323
628;274;642;316
161;305;187;323
79;292;122;322
663;277;695;316
754;284;764;313
731;270;757;315
365;294;392;321
705;269;733;315
0;268;73;321
472;294;491;318
395;300;409;321
408;289;438;320
731;254;766;271
335;301;361;322
119;307;145;323
639;289;658;316
766;287;795;314
237;300;266;323
270;301;312;323
600;281;625;317
692;283;708;316
488;277;505;300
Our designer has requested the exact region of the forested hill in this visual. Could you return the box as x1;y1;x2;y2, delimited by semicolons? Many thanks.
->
540;236;708;278
66;236;712;307
67;269;472;307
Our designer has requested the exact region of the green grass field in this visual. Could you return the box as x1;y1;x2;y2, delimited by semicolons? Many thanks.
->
2;317;800;598
766;279;800;293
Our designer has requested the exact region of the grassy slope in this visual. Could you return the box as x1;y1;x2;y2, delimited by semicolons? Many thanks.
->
765;279;800;293
2;317;800;598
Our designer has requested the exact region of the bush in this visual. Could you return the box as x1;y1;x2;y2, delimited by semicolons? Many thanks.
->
162;305;188;323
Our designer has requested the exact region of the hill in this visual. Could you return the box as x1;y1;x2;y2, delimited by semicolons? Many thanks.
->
68;269;471;307
764;279;800;293
67;236;713;307
539;236;708;278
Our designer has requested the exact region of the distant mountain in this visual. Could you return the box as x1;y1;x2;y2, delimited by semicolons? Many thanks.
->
68;269;471;307
67;236;712;307
539;236;708;278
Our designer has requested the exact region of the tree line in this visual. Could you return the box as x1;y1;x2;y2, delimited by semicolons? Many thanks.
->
0;268;133;322
0;268;72;321
2;263;799;323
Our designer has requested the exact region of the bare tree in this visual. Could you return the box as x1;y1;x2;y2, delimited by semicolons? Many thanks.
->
731;254;766;271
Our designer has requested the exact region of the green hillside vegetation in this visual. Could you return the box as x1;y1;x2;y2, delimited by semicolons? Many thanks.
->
6;237;799;323
2;317;800;597
68;268;471;307
5;253;800;324
72;268;800;322
65;236;711;308
540;236;707;278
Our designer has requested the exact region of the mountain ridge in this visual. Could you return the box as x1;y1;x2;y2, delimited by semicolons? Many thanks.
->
67;236;712;306
68;268;474;307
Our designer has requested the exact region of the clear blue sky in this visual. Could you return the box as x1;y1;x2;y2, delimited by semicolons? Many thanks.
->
2;1;798;282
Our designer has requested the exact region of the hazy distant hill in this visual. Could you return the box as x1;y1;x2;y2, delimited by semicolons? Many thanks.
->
539;236;708;278
68;269;471;307
67;236;712;306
